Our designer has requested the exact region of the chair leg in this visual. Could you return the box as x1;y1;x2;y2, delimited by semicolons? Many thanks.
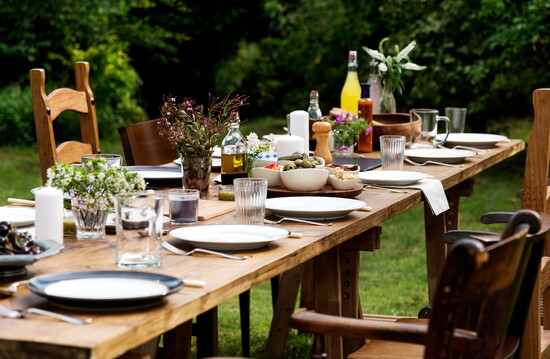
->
195;307;218;358
239;290;250;358
270;276;280;310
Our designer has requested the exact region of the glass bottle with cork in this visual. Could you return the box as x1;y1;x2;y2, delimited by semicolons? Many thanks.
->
221;112;248;185
307;90;322;151
340;50;361;115
357;83;373;152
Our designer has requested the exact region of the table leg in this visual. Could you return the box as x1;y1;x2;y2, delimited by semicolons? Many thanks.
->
195;307;218;357
162;321;192;359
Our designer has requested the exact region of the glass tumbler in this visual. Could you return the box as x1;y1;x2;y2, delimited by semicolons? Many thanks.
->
234;178;268;225
380;135;406;171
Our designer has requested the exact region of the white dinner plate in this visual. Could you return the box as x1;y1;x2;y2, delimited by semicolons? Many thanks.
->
0;207;35;227
265;196;366;220
359;171;430;186
124;166;182;179
28;271;183;305
436;133;508;148
404;148;477;164
169;225;290;250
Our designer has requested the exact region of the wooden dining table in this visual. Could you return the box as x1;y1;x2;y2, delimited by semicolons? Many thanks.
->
0;139;524;359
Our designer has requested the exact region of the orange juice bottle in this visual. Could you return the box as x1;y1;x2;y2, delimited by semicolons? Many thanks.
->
340;51;361;115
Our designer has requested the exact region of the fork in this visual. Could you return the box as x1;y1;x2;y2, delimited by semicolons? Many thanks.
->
264;217;332;226
437;144;487;153
161;241;247;260
0;305;92;325
405;158;463;168
0;280;29;296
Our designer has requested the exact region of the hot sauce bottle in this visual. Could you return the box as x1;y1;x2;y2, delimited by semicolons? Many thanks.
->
357;83;373;153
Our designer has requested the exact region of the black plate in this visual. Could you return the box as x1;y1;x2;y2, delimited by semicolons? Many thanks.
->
124;166;183;188
330;157;381;171
28;270;183;311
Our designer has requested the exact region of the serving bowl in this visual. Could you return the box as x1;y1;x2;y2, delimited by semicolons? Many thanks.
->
328;175;359;190
280;168;329;191
373;113;421;148
251;167;282;187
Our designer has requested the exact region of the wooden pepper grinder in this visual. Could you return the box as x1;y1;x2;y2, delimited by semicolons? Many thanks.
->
313;120;332;165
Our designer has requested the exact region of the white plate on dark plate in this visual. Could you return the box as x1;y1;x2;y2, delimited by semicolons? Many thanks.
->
404;148;477;164
169;225;290;250
124;166;182;179
265;196;366;220
436;133;508;148
173;157;221;170
0;207;36;227
359;171;430;186
28;271;183;310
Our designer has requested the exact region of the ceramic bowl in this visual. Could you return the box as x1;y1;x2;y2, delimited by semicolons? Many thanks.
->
328;175;359;190
251;167;282;187
280;168;329;191
325;164;360;183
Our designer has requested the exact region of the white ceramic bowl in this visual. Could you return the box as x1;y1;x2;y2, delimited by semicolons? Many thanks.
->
328;175;359;190
251;167;282;187
325;164;360;183
280;168;329;191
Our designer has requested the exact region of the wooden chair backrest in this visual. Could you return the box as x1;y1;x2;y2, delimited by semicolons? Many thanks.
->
426;210;546;358
30;61;100;183
118;119;178;166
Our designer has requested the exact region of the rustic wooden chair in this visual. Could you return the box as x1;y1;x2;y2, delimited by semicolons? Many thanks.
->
118;119;178;166
289;209;549;359
30;61;100;183
440;88;550;358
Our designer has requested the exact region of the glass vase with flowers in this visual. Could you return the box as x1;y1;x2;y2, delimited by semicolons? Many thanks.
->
46;158;146;240
158;93;248;198
363;38;426;113
331;113;371;156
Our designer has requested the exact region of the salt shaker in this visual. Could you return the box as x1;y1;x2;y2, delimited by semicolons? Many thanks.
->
35;187;64;244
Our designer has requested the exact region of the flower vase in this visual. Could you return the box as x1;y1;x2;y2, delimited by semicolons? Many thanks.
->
180;154;212;199
71;196;108;240
380;87;397;114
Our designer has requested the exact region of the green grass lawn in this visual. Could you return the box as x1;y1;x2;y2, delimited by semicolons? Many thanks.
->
0;116;530;358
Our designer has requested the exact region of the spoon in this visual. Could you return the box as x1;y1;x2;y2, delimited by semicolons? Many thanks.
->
0;305;92;325
362;184;408;193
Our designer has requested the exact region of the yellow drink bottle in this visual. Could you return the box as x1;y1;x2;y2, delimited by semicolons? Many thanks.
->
340;50;361;115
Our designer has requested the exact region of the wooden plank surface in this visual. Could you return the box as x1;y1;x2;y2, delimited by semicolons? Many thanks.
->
0;139;525;359
198;199;235;221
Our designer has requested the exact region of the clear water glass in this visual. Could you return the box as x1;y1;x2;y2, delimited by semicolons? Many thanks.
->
234;178;268;225
380;135;406;171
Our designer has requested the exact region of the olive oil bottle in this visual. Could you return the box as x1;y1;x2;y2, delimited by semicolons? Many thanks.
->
221;112;248;185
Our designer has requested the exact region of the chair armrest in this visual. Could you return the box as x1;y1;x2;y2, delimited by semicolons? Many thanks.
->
442;230;500;244
480;211;514;224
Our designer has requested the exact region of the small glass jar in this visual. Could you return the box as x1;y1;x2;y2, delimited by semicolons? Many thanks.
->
218;185;235;201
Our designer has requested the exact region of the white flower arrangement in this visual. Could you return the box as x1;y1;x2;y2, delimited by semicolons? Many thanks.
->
247;132;277;161
363;38;426;95
46;158;146;209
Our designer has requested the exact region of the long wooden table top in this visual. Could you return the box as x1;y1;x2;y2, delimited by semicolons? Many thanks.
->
0;140;524;359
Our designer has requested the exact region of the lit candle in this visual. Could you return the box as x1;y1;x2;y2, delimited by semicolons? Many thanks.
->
289;110;309;154
276;135;304;158
35;187;64;244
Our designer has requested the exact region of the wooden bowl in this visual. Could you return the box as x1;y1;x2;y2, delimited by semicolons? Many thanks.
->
373;113;421;149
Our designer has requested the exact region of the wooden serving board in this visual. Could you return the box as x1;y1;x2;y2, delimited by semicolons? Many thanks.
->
198;199;236;221
267;183;363;198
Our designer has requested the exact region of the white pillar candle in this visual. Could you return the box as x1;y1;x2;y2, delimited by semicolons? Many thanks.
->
35;187;64;244
289;110;309;154
276;135;304;158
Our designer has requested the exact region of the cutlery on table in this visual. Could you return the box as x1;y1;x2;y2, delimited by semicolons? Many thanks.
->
437;144;487;154
0;280;29;297
264;218;332;226
7;198;35;206
405;158;463;168
161;241;247;260
363;184;408;193
0;305;92;325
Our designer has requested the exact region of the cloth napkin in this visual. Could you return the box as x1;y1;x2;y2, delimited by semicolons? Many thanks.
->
392;178;450;216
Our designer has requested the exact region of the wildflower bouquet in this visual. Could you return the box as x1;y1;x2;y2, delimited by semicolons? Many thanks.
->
331;113;371;150
46;158;146;210
363;38;426;95
158;93;248;158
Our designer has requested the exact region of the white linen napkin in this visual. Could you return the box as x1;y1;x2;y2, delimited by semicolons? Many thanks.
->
395;179;449;216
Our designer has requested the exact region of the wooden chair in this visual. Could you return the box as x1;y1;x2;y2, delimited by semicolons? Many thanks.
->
118;119;178;166
30;61;100;183
289;209;549;359
440;88;550;358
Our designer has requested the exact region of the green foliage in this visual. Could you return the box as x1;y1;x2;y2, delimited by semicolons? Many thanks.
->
0;85;34;145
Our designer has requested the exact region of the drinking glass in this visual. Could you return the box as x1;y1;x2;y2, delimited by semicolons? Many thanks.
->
234;178;268;225
445;107;467;133
410;109;450;148
168;189;200;225
82;154;123;168
380;135;406;170
115;193;164;268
